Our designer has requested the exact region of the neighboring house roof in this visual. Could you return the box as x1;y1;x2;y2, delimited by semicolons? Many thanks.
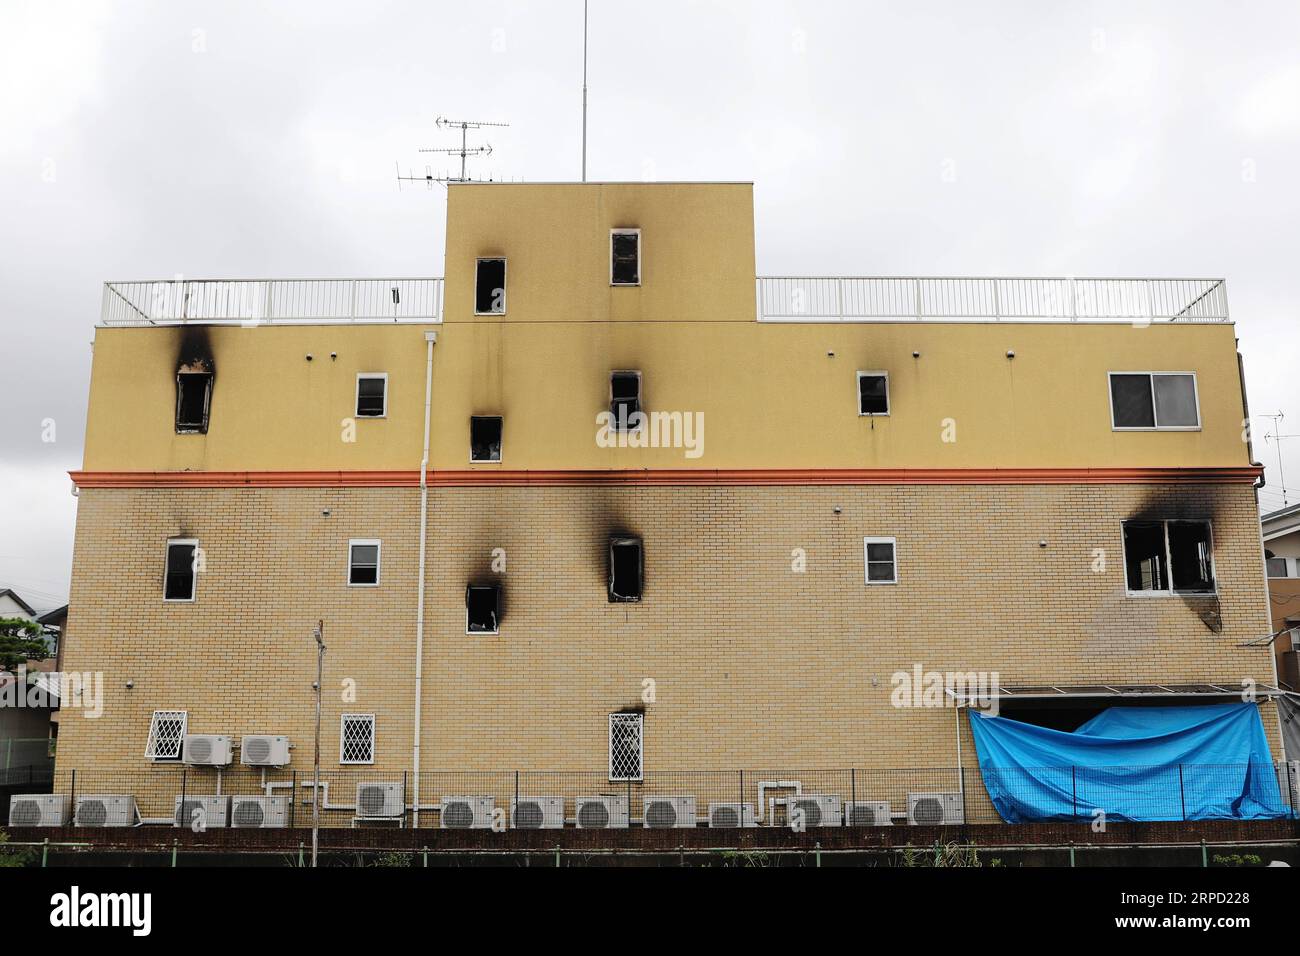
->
37;605;68;626
0;588;37;617
1263;502;1300;541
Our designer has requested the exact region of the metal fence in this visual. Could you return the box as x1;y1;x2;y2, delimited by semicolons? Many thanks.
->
8;763;1293;830
755;276;1230;323
100;278;444;325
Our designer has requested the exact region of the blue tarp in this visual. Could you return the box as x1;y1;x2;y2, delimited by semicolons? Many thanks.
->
968;703;1290;823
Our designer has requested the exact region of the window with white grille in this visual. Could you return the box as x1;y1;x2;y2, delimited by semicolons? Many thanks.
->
340;713;375;764
608;712;643;781
145;710;187;761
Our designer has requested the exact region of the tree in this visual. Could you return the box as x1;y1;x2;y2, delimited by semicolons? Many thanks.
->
0;618;48;672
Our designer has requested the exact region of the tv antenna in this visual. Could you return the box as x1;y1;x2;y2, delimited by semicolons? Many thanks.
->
396;115;509;188
1260;411;1299;507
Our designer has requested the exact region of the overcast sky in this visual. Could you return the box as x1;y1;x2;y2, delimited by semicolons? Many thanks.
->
2;0;1298;606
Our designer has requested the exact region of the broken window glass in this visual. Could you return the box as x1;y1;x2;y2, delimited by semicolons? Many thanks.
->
475;258;506;314
858;373;889;415
609;536;643;602
1110;374;1155;428
176;372;212;433
610;371;642;431
164;541;197;601
470;416;503;462
1168;521;1214;593
1152;374;1199;427
1123;521;1167;592
466;584;500;633
611;230;640;285
356;375;387;417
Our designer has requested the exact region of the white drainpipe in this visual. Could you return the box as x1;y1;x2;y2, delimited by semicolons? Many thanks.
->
411;330;437;826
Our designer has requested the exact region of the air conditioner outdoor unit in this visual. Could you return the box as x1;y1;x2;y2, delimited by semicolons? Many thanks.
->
74;795;137;827
511;796;564;829
643;795;696;828
182;734;233;766
708;802;757;828
240;735;291;767
174;794;230;828
440;795;495;829
845;800;893;826
907;792;964;825
8;793;70;827
355;783;404;819
230;795;289;828
788;794;843;828
575;795;629;829
1276;760;1300;817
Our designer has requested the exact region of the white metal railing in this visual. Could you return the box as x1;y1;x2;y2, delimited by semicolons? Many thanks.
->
100;278;443;325
755;277;1229;323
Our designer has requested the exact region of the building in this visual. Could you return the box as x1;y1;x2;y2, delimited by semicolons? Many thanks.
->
0;587;60;774
1263;504;1300;691
54;182;1286;827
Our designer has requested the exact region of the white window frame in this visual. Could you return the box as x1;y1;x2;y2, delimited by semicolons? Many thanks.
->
474;257;508;315
339;713;376;765
355;372;389;419
608;712;644;782
1108;372;1201;431
863;536;898;585
857;370;890;417
145;709;188;762
163;537;199;603
610;228;642;286
1120;519;1217;597
347;538;381;587
469;415;504;463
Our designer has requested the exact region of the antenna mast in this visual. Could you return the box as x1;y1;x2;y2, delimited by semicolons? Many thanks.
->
396;115;510;188
1261;411;1298;507
582;0;589;182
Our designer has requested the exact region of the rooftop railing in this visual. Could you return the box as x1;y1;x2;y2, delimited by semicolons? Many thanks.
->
100;278;444;325
99;276;1230;325
755;276;1229;323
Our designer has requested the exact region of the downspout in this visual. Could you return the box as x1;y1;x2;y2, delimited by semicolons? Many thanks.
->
412;330;437;826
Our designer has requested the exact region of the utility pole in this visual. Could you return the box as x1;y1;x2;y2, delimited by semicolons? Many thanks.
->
312;620;325;868
582;0;589;182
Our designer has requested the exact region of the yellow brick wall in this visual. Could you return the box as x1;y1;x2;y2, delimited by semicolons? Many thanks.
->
55;480;1280;794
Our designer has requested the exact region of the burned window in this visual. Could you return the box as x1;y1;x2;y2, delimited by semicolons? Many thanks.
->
858;372;889;415
356;374;387;418
348;539;380;586
466;584;501;634
1123;520;1214;594
164;539;197;602
609;536;643;602
475;258;507;314
863;537;897;584
610;371;642;431
176;372;212;433
610;229;640;285
1110;373;1199;429
470;416;503;462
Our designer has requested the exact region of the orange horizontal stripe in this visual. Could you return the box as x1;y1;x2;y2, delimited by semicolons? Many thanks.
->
69;466;1265;489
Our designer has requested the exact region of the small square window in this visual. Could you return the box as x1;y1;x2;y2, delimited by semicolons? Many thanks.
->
466;583;501;634
340;714;375;765
475;258;507;314
610;371;642;431
146;710;188;761
858;372;889;415
164;539;198;602
348;539;381;587
356;374;388;418
609;712;643;782
611;229;641;286
863;537;897;584
609;536;643;602
176;372;213;433
1267;557;1289;579
470;416;503;462
1110;373;1199;430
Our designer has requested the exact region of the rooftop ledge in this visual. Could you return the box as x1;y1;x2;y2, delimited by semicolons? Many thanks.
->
100;276;1230;326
